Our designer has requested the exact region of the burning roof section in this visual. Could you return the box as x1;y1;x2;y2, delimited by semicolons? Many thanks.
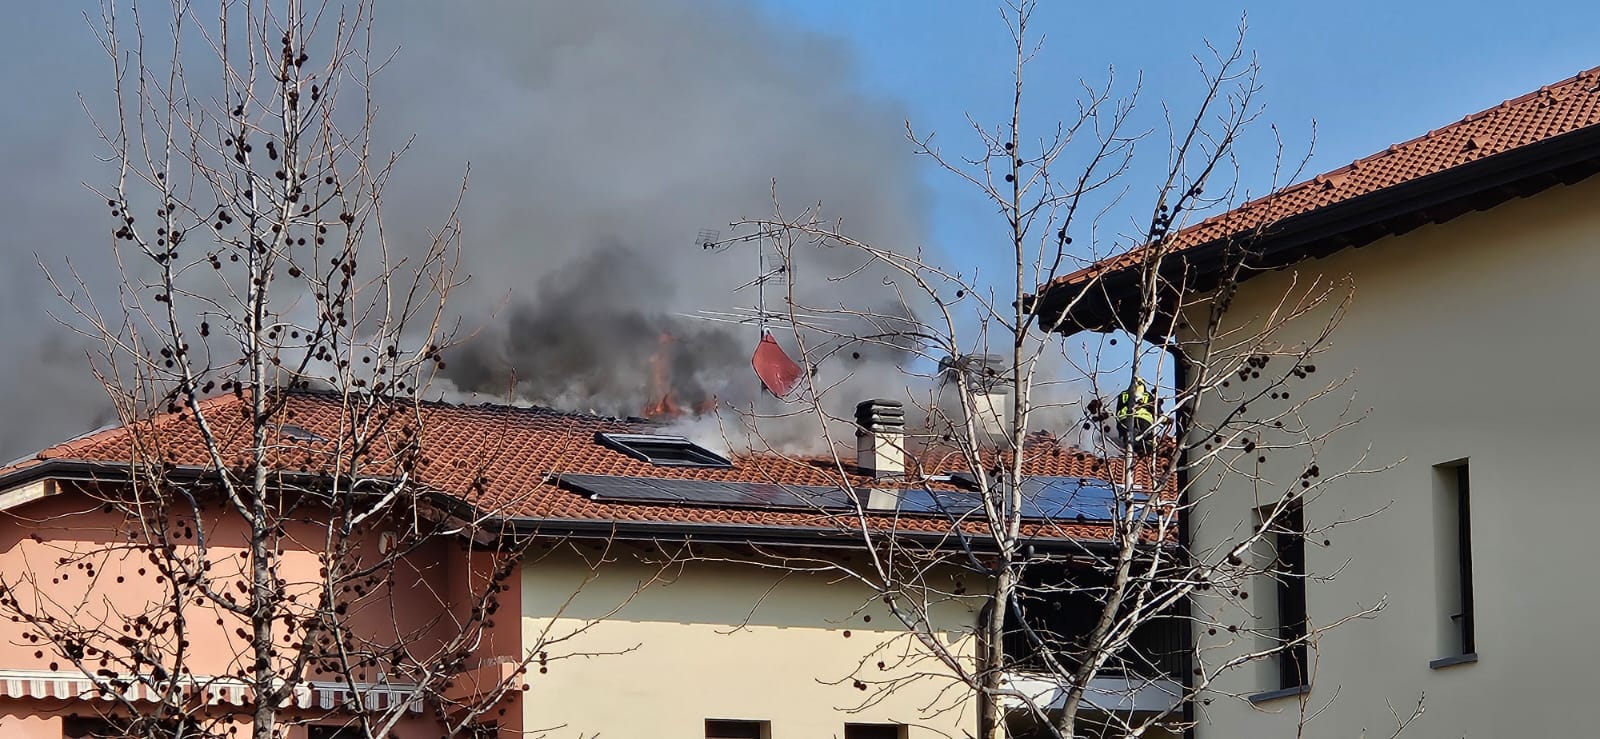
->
7;390;1164;544
1033;65;1600;335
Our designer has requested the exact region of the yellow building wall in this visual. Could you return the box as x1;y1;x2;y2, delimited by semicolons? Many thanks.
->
520;543;983;738
1184;174;1600;737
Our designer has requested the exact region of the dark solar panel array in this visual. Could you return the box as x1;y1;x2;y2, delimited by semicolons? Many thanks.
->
943;473;1126;522
895;489;984;517
558;474;854;511
1018;476;1123;521
558;473;1133;523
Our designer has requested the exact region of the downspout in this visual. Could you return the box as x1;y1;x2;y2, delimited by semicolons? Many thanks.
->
1168;343;1197;739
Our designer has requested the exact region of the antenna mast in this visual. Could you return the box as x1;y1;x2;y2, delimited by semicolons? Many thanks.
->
692;227;814;333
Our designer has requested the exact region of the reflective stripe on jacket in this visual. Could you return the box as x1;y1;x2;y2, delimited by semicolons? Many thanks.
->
1116;385;1156;425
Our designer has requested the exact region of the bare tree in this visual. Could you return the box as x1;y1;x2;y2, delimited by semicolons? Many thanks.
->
0;1;574;737
709;3;1419;738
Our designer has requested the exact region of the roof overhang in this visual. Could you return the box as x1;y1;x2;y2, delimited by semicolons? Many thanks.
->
0;459;1130;555
1029;121;1600;339
500;514;1124;555
0;458;501;543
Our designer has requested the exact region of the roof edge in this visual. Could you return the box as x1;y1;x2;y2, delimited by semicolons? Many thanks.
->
503;515;1118;552
1033;119;1600;336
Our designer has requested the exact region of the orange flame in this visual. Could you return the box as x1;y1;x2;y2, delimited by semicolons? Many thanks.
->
643;333;683;419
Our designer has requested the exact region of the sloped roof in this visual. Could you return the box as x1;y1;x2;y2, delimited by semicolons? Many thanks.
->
11;390;1154;543
1035;65;1600;333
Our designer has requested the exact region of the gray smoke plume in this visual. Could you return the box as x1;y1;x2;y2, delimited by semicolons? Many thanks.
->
0;5;127;459
369;1;932;434
0;0;936;459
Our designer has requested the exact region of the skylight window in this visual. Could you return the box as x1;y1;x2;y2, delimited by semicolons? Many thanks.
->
280;424;328;443
595;432;733;468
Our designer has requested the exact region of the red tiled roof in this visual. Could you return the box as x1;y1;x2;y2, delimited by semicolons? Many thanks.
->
15;391;1154;542
1050;65;1600;288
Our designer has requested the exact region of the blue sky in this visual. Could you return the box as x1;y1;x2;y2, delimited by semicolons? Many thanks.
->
0;0;1593;450
752;0;1600;276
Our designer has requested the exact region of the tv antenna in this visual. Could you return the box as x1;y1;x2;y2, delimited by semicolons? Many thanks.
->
686;227;840;333
686;227;818;399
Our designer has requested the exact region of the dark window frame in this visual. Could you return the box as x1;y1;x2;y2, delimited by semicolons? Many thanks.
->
63;716;200;738
1273;501;1309;690
1437;460;1477;658
307;726;364;739
1454;463;1476;655
596;432;733;468
844;723;906;739
705;719;767;739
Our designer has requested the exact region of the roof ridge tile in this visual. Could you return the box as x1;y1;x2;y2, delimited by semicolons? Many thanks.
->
1046;63;1600;291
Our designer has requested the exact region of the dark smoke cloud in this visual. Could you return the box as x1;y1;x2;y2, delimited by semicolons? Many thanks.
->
445;244;747;416
0;0;931;459
368;1;931;423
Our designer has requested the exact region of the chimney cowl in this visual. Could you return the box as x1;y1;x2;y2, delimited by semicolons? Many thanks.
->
854;399;905;480
937;355;1015;439
855;398;906;430
939;354;1011;392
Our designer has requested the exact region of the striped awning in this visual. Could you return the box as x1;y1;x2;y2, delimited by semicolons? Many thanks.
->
0;670;423;713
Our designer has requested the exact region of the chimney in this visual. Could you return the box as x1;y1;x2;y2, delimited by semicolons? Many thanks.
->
855;399;905;480
939;354;1014;439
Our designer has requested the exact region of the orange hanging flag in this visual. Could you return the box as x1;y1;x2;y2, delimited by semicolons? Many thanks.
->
751;332;804;398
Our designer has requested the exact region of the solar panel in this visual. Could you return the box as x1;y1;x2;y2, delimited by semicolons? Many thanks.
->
555;473;1138;523
1016;476;1122;522
895;489;985;517
558;474;853;511
941;473;1133;522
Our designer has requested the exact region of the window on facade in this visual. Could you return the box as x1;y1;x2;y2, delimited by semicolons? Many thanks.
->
705;719;768;739
63;717;128;739
596;432;733;468
1000;562;1186;680
63;716;196;738
1433;460;1476;660
1262;501;1308;690
306;726;363;739
844;723;906;739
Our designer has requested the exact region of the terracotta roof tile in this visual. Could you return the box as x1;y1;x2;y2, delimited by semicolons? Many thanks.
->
13;391;1158;542
1050;66;1600;287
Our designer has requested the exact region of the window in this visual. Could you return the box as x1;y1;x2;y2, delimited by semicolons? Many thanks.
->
63;717;128;739
845;723;906;739
307;726;363;739
1432;460;1476;666
279;423;328;442
63;717;198;738
705;719;768;739
1263;501;1308;690
596;432;733;468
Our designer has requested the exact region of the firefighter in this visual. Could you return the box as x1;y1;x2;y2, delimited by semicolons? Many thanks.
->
1115;378;1157;454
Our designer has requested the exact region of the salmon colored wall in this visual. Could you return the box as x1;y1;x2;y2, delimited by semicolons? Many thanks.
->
0;480;519;737
443;544;526;736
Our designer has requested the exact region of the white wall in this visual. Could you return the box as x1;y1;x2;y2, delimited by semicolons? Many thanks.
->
520;543;983;738
1184;175;1600;737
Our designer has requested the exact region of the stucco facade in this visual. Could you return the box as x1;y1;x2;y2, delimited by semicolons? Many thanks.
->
0;478;518;738
520;544;984;738
1183;174;1600;737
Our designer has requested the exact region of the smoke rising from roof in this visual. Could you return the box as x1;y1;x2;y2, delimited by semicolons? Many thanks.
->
0;0;936;459
371;1;931;432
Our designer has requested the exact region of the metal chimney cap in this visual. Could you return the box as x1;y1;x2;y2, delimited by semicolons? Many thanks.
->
855;399;906;431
